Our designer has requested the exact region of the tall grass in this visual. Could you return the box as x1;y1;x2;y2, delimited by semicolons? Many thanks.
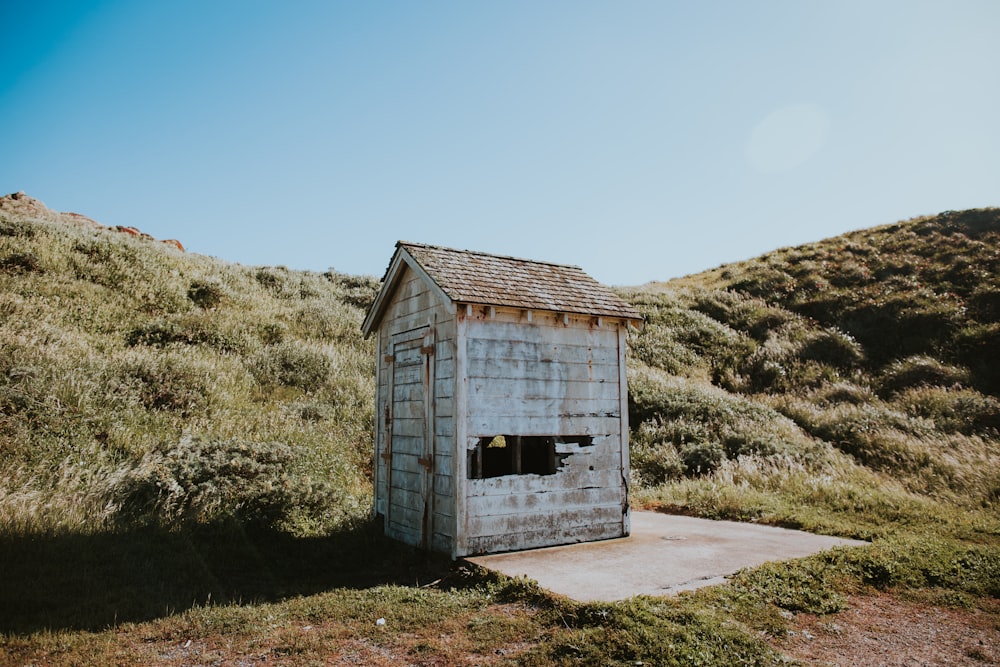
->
0;211;378;536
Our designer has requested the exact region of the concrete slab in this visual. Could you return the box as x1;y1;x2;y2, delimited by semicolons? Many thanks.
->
465;511;867;602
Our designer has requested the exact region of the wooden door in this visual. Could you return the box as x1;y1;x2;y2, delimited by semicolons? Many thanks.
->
385;327;435;548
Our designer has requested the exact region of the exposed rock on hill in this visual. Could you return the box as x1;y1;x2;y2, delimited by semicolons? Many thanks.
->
1;191;184;251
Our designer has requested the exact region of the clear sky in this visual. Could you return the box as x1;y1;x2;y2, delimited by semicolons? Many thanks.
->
2;1;998;285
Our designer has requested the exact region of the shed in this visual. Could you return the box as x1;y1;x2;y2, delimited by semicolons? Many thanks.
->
361;242;643;557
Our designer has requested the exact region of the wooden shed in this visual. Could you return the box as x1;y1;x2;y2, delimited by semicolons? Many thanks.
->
361;242;643;557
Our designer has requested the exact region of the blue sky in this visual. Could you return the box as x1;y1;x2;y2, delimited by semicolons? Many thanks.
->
2;1;998;285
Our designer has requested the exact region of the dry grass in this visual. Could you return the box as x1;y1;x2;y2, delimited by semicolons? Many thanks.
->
1;205;998;665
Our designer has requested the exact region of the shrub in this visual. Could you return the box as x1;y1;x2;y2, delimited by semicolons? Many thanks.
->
953;323;1000;396
827;259;872;288
689;290;794;342
628;332;701;376
842;295;960;367
967;286;1000;322
326;271;380;309
117;355;212;414
739;334;817;393
125;321;182;347
254;267;286;291
110;434;336;526
878;355;969;396
721;432;790;458
254;266;301;298
798;328;864;369
125;316;247;353
250;342;333;392
627;293;756;380
629;368;820;478
0;251;44;274
630;443;686;486
896;386;1000;436
257;321;287;345
630;419;696;484
809;382;874;406
187;279;225;309
0;217;37;238
679;439;725;475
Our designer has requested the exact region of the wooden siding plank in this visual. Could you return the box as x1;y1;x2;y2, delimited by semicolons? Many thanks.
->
466;486;622;516
453;312;469;557
468;415;621;437
617;322;631;536
466;395;621;420
389;487;426;513
469;378;618;401
466;358;618;383
463;521;624;556
466;338;620;365
467;320;618;346
466;468;623;496
466;504;623;537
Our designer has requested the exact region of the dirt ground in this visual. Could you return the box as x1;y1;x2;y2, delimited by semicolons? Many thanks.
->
773;593;1000;666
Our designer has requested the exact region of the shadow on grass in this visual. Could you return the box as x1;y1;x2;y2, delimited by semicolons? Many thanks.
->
0;518;453;634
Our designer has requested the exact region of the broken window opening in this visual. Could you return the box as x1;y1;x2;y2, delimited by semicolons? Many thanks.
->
468;435;594;479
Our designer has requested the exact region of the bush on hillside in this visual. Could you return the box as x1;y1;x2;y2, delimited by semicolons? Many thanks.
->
629;421;687;485
118;355;214;414
628;367;824;481
798;328;864;369
688;290;794;342
0;217;37;238
878;355;969;396
841;296;960;367
111;434;336;526
0;251;43;274
896;386;1000;436
807;382;875;406
953;323;1000;396
967;286;1000;322
125;315;249;353
326;271;380;309
187;279;226;309
249;341;333;392
628;292;756;378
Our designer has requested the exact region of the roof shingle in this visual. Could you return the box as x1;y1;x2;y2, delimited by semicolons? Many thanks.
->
396;242;641;320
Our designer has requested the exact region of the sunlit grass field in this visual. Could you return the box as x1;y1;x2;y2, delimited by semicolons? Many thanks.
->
1;206;997;664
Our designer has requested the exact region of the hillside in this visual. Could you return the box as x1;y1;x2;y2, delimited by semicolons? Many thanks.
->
1;193;380;535
1;198;998;664
623;208;1000;513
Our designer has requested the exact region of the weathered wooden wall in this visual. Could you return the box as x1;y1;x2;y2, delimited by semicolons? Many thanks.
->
455;306;629;555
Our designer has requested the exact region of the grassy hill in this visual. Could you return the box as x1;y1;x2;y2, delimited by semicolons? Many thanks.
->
1;199;998;664
1;197;379;536
624;208;1000;522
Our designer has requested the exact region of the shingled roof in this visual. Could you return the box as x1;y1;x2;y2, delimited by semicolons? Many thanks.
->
362;242;641;335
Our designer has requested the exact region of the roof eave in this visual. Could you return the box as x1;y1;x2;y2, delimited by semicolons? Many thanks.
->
451;300;644;325
361;244;457;337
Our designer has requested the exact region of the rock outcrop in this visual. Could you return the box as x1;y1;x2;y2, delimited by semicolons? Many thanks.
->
1;192;183;251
